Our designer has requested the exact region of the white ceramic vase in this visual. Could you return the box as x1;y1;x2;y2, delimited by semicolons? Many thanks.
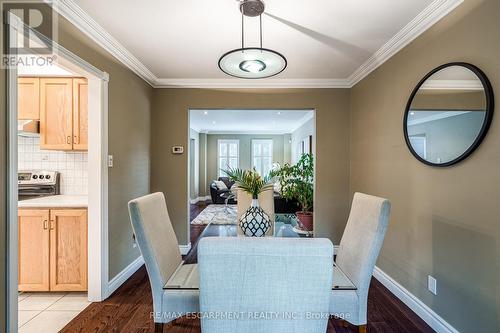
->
239;198;271;237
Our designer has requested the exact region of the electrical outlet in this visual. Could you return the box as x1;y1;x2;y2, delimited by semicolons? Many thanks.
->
428;275;437;295
108;155;114;167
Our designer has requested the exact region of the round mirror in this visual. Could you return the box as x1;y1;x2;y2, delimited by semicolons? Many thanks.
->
404;63;494;167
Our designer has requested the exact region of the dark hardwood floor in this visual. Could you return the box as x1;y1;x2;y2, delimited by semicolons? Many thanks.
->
61;202;434;333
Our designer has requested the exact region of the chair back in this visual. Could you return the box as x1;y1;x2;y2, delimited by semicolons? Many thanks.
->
336;192;391;299
128;193;182;294
236;188;275;235
198;237;333;333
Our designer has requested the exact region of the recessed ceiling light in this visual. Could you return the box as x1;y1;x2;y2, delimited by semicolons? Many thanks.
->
410;112;415;116
277;111;281;115
212;121;216;125
203;111;208;115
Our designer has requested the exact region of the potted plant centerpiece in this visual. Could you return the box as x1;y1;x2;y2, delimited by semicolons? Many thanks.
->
223;167;275;237
271;154;314;231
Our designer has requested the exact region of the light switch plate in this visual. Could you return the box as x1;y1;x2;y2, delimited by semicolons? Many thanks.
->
108;155;114;167
428;275;437;295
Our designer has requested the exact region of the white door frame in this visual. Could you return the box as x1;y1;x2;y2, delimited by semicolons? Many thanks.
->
5;13;109;331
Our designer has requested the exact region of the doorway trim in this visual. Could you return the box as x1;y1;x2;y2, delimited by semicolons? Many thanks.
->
5;13;110;331
186;108;317;245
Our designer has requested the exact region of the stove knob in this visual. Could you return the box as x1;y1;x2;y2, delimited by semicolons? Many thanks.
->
46;175;51;180
39;175;44;179
32;175;38;179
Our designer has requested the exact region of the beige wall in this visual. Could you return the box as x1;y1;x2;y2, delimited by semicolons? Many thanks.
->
0;9;152;315
0;3;6;325
151;89;351;245
350;0;499;331
58;18;152;279
198;133;208;197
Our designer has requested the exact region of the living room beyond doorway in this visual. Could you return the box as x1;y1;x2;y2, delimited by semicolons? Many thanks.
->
188;108;316;241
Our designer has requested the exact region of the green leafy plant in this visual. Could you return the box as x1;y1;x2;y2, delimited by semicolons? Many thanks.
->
223;167;274;199
270;153;314;213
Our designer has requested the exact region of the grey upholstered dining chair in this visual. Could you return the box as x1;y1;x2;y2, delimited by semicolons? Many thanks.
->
198;237;334;333
128;192;199;331
330;192;391;333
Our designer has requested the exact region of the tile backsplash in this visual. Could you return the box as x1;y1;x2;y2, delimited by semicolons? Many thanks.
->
18;136;88;195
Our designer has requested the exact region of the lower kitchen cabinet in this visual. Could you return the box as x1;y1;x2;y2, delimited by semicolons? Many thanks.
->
18;208;87;292
18;209;50;291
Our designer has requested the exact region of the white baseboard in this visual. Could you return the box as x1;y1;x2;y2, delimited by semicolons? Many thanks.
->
107;256;144;298
179;243;192;255
373;266;459;333
189;196;211;204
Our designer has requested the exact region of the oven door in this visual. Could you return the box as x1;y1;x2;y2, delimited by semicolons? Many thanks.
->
18;185;58;199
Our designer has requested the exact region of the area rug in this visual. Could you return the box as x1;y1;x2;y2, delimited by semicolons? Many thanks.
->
191;204;237;225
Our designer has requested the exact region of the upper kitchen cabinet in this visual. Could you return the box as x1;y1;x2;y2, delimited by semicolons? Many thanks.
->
72;78;88;150
18;77;40;120
40;78;73;150
39;77;88;151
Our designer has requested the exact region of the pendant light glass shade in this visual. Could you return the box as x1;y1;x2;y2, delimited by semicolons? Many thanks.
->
218;1;287;79
218;47;287;79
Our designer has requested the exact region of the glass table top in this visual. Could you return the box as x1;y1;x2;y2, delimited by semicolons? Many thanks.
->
164;215;356;291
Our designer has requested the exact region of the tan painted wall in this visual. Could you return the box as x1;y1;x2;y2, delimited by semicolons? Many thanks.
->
0;2;6;326
58;18;152;279
151;89;351;245
0;9;152;316
198;133;208;197
350;0;499;331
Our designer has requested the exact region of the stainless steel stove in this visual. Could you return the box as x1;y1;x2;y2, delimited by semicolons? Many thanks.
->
18;170;60;200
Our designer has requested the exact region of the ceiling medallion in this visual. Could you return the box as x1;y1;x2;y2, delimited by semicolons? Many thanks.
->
218;0;287;79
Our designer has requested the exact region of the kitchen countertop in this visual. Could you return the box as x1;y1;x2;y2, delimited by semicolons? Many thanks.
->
18;195;88;208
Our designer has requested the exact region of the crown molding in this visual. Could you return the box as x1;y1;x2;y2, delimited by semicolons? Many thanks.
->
408;110;471;126
347;0;464;87
51;0;157;86
153;78;350;89
290;111;315;133
51;0;463;89
420;79;483;90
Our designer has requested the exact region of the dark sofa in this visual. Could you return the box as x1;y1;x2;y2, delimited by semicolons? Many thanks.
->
210;177;300;212
210;177;236;204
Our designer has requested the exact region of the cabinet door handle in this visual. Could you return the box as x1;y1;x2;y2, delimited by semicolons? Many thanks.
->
74;135;79;144
67;136;71;145
49;220;55;230
43;220;48;230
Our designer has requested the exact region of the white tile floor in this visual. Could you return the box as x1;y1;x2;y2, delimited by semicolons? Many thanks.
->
18;292;90;332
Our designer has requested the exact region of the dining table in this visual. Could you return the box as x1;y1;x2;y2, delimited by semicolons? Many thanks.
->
165;220;357;292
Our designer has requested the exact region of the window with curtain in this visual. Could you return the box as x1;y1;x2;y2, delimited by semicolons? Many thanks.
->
252;139;273;176
218;139;239;177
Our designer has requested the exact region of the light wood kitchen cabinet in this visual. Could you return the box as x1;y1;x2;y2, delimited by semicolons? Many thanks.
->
49;209;88;291
40;78;74;150
38;77;88;151
72;78;88;150
18;77;40;120
18;209;50;291
18;208;87;292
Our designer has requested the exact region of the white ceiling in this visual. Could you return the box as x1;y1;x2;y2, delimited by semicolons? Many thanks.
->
190;109;313;134
64;0;463;87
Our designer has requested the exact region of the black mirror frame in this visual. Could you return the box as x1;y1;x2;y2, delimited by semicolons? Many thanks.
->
403;62;495;167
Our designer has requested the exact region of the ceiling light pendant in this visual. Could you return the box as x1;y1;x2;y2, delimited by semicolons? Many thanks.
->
218;0;287;79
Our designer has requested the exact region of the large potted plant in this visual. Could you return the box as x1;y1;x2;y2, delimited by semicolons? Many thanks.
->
223;167;274;237
271;154;314;231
